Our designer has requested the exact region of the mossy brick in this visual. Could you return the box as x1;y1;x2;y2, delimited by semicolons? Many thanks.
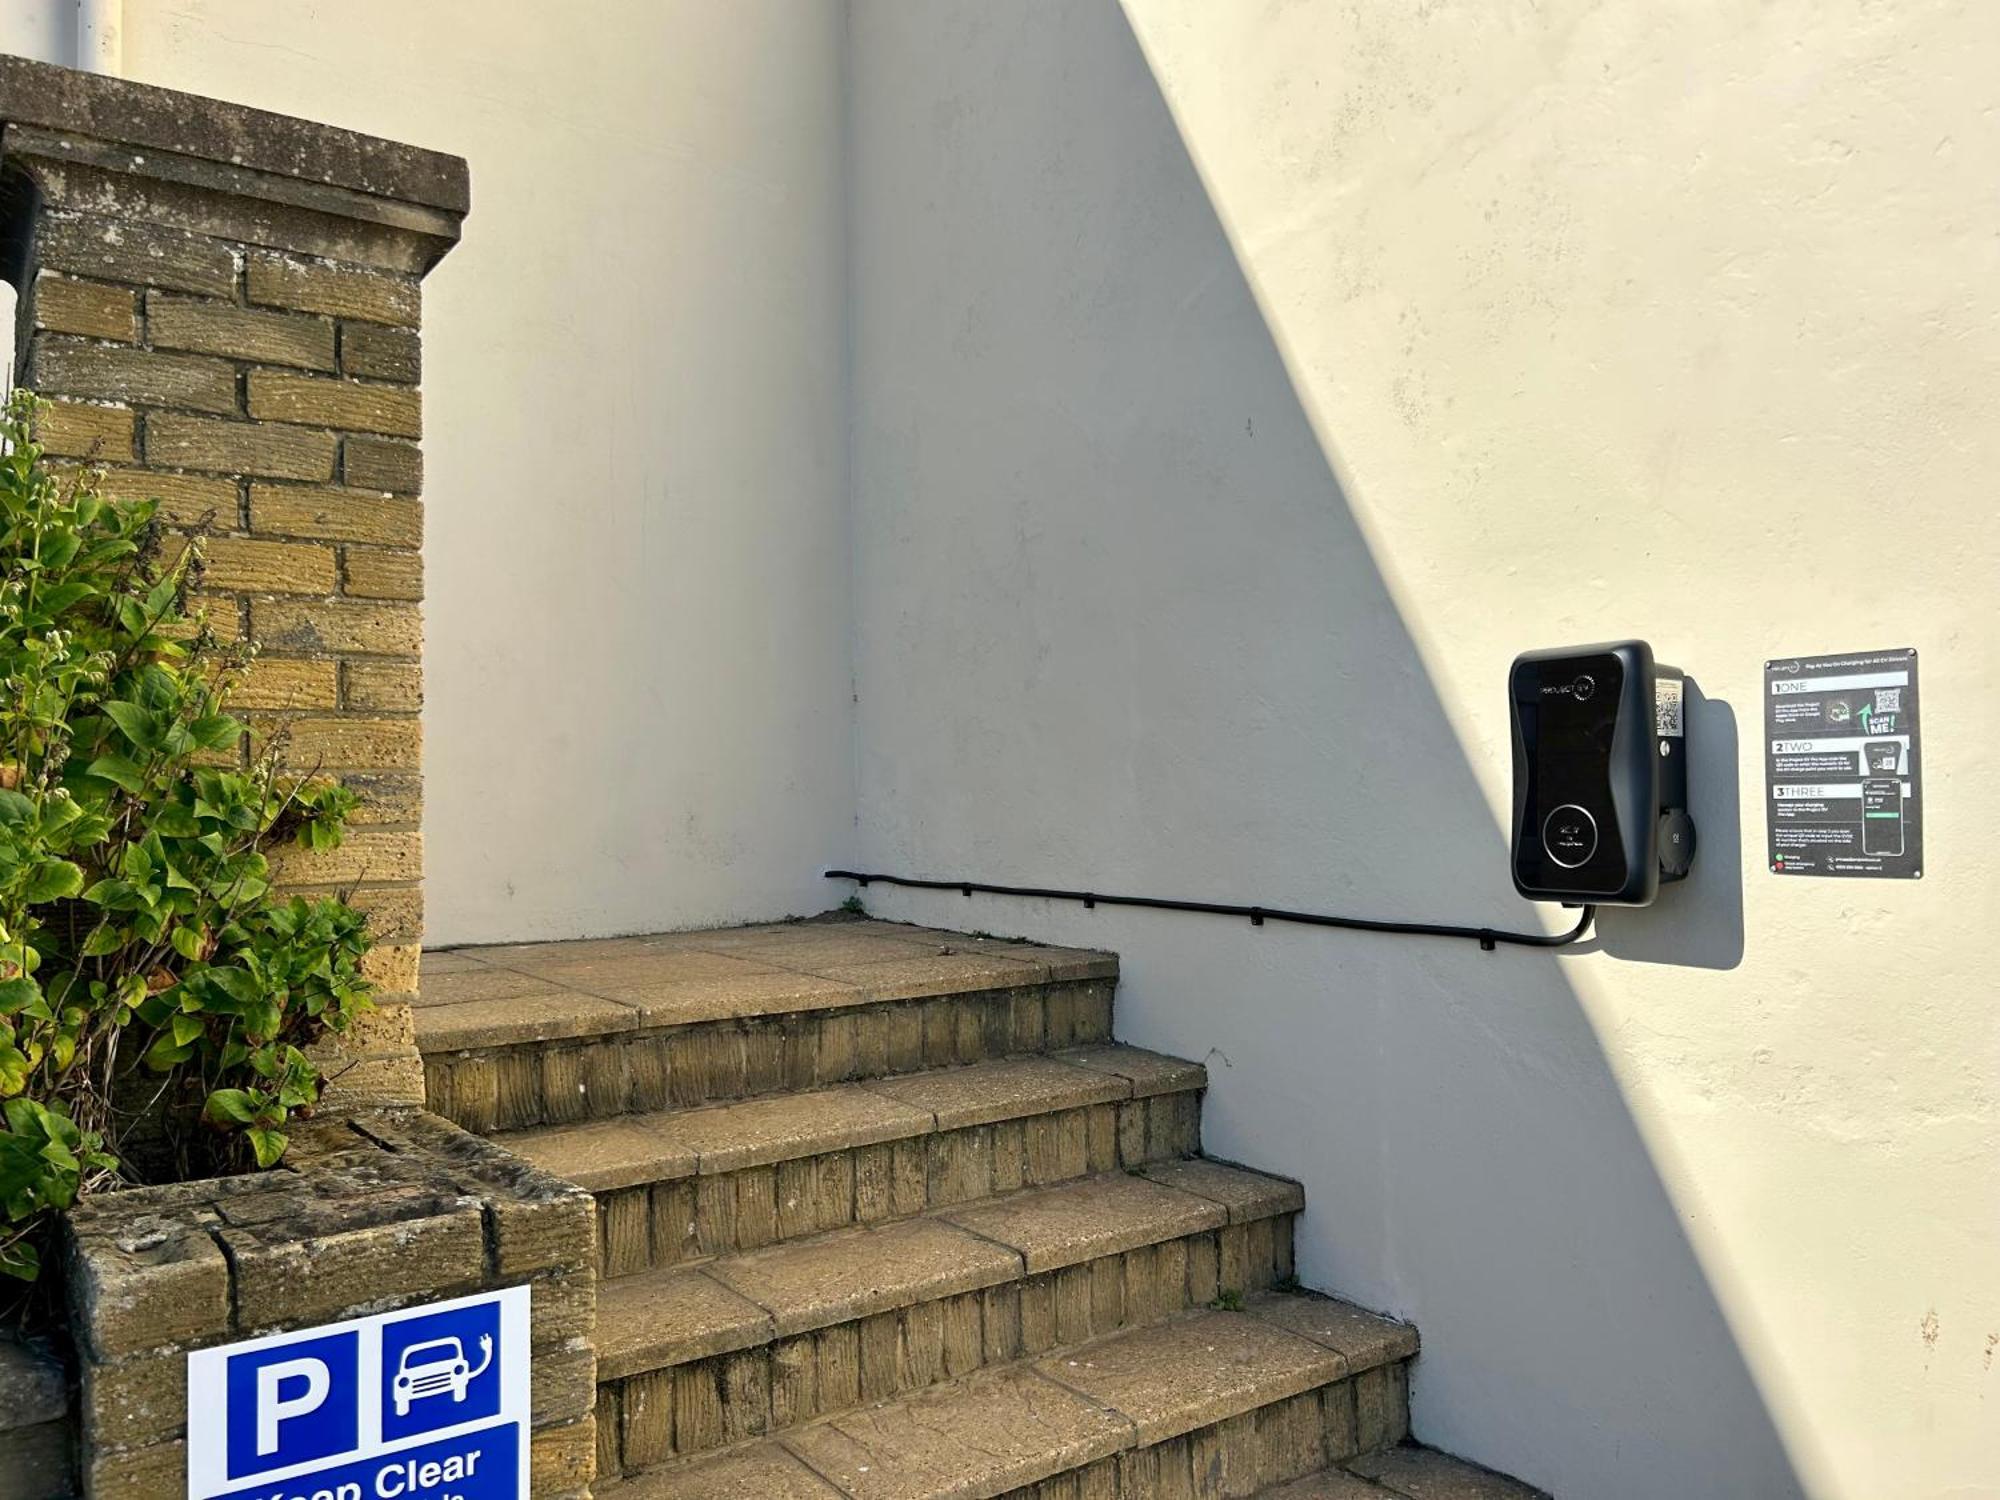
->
344;660;423;711
223;1200;486;1331
361;941;420;992
341;321;421;382
80;1435;184;1500
529;1415;596;1494
30;337;238;413
235;657;339;709
250;482;422;545
32;271;138;341
272;827;422;885
493;1190;597;1276
340;768;424;822
82;1345;186;1452
532;1341;598;1428
148;293;337;371
68;1220;230;1358
92;465;238;527
33;398;135;460
37;214;236;297
343;433;423;493
249;369;422;438
269;714;422;770
253;597;422;654
194;535;338;594
343;545;423;600
249;254;419;325
146;413;336;480
347;884;422;941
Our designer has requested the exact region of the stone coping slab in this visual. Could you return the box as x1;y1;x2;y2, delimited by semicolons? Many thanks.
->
503;1047;1204;1192
415;915;1117;1051
0;53;467;211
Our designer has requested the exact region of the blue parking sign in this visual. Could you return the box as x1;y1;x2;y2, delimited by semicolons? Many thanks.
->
186;1286;529;1500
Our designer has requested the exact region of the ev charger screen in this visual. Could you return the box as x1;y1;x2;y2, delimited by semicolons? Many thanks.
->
1518;651;1629;888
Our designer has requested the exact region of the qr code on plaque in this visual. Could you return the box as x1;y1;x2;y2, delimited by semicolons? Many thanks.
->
1875;688;1902;713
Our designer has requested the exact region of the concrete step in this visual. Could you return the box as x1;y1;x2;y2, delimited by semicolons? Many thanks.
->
597;1291;1417;1500
417;920;1117;1132
500;1046;1207;1276
1260;1446;1549;1499
594;1161;1305;1474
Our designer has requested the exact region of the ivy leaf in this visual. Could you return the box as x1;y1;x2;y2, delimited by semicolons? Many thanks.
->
82;754;145;794
80;925;124;957
170;926;205;962
245;1127;288;1169
0;980;40;1018
21;860;83;904
101;701;156;753
0;1241;38;1282
203;1088;259;1125
190;715;243;751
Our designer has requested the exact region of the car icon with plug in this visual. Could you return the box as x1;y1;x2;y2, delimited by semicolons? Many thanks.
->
391;1333;493;1417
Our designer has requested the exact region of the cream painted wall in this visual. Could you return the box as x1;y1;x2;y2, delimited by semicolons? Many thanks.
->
847;3;1997;1498
0;0;856;944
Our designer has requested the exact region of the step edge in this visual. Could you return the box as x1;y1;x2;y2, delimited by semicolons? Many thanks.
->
592;1169;1301;1380
614;1300;1411;1500
413;967;1119;1056
504;1049;1207;1193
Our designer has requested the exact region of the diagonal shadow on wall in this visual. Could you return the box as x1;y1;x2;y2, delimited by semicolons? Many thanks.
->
844;3;1806;1495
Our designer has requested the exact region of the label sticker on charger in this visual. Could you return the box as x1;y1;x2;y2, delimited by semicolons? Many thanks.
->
1764;647;1922;878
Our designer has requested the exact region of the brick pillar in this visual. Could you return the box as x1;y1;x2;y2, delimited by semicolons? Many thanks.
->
0;56;465;1108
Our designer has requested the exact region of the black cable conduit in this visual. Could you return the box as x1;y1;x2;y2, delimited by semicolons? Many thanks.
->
824;870;1595;953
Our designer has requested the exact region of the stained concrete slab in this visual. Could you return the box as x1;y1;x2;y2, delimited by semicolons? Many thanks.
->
595;1266;773;1379
412;989;639;1050
942;1170;1226;1272
671;1086;933;1174
1346;1446;1551;1499
502;1114;698;1192
1057;1043;1207;1097
1138;1157;1305;1224
1037;1307;1342;1446
618;1445;846;1499
863;1055;1129;1129
708;1216;1021;1336
1244;1290;1419;1371
780;1363;1130;1499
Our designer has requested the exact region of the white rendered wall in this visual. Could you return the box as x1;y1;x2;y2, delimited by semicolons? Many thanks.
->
0;0;856;943
846;4;1999;1498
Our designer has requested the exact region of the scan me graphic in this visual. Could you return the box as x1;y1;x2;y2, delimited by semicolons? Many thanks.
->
186;1286;530;1500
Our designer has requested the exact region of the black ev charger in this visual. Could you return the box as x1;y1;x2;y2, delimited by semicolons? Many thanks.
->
831;640;1701;948
1509;639;1695;906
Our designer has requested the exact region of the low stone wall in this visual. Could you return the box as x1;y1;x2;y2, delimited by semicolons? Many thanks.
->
67;1110;597;1499
0;1327;70;1500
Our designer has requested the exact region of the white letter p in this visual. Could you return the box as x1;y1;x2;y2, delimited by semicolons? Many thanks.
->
255;1357;330;1457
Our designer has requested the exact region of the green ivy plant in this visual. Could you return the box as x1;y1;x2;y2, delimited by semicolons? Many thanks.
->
0;390;373;1282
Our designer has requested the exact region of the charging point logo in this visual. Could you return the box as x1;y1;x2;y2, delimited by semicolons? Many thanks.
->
381;1298;504;1442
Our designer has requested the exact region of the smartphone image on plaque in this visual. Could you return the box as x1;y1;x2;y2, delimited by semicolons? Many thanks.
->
1862;777;1904;856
